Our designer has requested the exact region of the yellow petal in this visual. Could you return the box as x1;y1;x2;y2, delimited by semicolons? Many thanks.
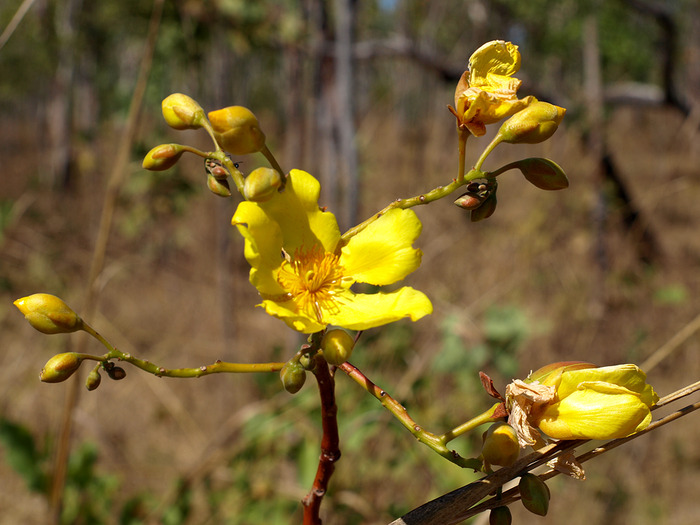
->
537;386;652;440
340;208;423;285
468;41;522;91
557;364;654;401
232;201;286;295
324;287;432;330
260;298;326;334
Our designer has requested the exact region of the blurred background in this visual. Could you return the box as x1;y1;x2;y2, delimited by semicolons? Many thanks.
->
1;0;699;523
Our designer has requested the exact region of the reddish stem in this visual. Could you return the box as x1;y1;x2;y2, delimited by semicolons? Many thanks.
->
302;356;341;525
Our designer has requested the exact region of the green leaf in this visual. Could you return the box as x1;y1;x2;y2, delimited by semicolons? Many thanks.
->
512;158;569;190
0;418;49;493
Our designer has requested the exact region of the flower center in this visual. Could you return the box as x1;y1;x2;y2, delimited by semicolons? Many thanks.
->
277;245;345;323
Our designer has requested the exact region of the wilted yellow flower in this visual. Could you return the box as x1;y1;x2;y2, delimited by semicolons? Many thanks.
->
14;293;83;334
506;362;659;445
232;169;432;333
452;40;535;137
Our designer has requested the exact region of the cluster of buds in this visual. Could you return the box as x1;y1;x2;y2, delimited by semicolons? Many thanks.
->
142;93;280;201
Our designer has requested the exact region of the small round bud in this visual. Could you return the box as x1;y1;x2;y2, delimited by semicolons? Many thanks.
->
519;473;550;516
162;93;205;130
85;368;102;391
481;422;520;468
496;101;565;145
454;192;485;210
489;506;512;525
142;144;185;171
40;353;84;383
280;361;307;394
207;106;266;155
14;293;83;334
243;167;283;202
107;366;127;380
321;329;355;366
207;173;232;197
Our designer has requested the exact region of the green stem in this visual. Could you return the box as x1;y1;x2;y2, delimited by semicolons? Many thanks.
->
219;154;245;194
474;135;503;172
440;402;504;444
457;127;469;183
260;144;286;188
338;361;481;470
80;323;284;377
340;168;486;242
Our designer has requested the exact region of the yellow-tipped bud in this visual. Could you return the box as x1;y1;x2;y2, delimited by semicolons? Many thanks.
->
162;93;205;130
481;422;520;468
496;101;565;144
14;293;83;334
40;353;84;383
207;106;266;155
243;167;282;202
321;329;355;366
280;360;307;394
142;143;185;171
519;473;550;516
207;173;232;197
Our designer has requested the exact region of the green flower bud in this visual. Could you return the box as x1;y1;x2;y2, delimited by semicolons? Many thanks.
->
243;167;282;202
489;506;512;525
162;93;205;130
14;293;83;334
142;144;185;171
321;329;355;366
519;473;550;516
40;353;84;383
496;101;565;145
207;106;266;155
85;368;102;391
207;173;232;197
280;361;307;394
481;422;520;468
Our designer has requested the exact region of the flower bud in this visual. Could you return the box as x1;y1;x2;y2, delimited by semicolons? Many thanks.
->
142;144;185;171
243;167;283;202
489;506;512;525
481;422;520;468
454;192;484;211
280;360;307;394
14;293;83;334
321;329;355;366
207;106;266;155
162;93;205;130
40;353;84;383
519;473;550;516
85;368;102;391
496;101;566;144
107;366;126;380
207;173;232;197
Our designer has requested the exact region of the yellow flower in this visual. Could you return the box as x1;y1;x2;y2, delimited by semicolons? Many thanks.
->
452;40;535;137
232;169;433;333
506;363;659;445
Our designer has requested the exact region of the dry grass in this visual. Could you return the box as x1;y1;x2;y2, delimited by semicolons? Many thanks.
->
0;102;699;524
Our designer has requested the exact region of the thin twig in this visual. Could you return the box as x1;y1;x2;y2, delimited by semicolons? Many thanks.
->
641;311;700;372
0;0;36;51
302;357;341;525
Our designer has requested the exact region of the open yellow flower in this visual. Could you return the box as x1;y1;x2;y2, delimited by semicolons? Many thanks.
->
232;169;433;333
506;362;658;445
452;40;535;137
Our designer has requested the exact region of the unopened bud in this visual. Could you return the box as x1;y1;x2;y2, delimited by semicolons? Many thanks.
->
454;192;484;210
208;106;266;155
107;366;126;380
496;101;565;145
280;360;307;394
243;167;283;202
14;293;83;334
489;506;512;525
321;329;355;366
207;173;232;197
481;422;520;468
519;473;550;516
86;368;102;391
162;93;205;130
142;144;185;171
40;353;84;383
